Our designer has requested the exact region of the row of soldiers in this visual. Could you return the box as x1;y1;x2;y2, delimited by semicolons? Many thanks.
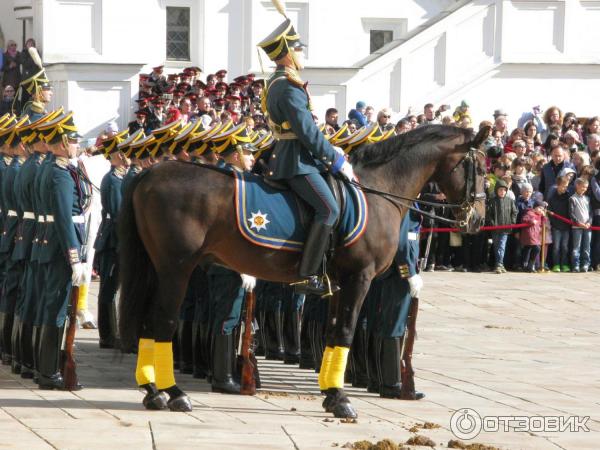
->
0;68;90;390
93;105;423;398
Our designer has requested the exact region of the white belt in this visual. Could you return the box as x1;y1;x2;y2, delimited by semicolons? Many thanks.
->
23;211;35;220
72;215;85;224
7;210;17;217
37;216;45;223
408;232;418;241
46;215;54;222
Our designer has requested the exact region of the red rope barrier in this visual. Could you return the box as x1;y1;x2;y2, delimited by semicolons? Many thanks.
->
421;223;531;233
546;210;600;231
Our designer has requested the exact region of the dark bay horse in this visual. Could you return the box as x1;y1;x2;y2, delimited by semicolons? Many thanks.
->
118;124;489;416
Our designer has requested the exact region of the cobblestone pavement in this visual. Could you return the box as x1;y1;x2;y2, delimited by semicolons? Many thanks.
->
1;272;598;449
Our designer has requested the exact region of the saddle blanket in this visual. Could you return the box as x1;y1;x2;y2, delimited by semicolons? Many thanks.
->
233;171;368;252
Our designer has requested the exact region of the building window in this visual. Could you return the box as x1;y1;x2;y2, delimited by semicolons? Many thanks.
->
370;30;393;53
166;7;190;61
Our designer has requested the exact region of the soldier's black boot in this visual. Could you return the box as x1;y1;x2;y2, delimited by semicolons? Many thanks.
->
294;223;339;296
379;338;402;398
20;322;35;379
10;317;22;374
31;325;40;383
97;302;115;348
254;310;266;357
192;321;209;379
283;310;301;364
350;325;369;388
0;311;14;365
264;311;284;360
38;326;65;390
310;321;325;373
366;334;381;394
211;334;240;394
177;320;194;374
298;311;314;369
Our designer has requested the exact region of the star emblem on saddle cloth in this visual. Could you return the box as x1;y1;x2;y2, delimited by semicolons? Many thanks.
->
248;210;271;232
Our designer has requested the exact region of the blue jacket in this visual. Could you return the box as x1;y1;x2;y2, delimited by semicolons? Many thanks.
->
12;152;40;261
94;166;125;252
265;66;342;180
348;109;367;128
0;156;23;254
539;160;574;197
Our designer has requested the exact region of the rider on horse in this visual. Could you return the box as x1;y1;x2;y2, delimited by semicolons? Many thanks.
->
258;15;355;296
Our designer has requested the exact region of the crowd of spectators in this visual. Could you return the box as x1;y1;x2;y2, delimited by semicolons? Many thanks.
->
1;38;44;115
104;66;600;275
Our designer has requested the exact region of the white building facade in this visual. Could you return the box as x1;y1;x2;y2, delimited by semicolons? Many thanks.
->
1;0;599;137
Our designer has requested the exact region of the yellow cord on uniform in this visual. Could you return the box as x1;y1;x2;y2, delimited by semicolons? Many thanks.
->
77;283;88;311
135;338;156;385
318;346;334;391
154;342;176;389
325;346;349;389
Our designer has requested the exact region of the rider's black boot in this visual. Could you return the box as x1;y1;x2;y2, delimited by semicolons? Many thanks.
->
295;223;339;296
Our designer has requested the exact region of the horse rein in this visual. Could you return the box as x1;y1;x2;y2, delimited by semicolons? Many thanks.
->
349;147;485;228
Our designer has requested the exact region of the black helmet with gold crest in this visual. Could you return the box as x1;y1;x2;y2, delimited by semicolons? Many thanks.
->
258;1;305;63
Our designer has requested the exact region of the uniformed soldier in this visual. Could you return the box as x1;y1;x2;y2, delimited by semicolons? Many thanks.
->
118;129;145;197
364;209;425;399
19;70;53;122
35;111;87;389
94;129;129;348
205;124;257;394
11;110;62;378
258;15;355;295
0;116;29;368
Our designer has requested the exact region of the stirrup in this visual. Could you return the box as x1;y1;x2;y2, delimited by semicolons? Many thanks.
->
291;275;339;298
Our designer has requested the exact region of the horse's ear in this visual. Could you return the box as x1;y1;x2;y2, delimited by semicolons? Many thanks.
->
471;125;491;149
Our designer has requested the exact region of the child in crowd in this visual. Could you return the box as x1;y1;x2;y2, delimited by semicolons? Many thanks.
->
547;176;571;272
520;200;548;272
487;180;518;273
569;178;592;272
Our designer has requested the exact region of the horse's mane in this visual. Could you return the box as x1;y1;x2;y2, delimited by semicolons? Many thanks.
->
350;125;473;168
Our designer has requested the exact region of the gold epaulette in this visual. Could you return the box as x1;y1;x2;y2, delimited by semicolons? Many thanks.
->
55;156;69;168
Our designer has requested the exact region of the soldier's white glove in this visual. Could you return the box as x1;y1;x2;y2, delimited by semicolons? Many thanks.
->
240;274;256;291
71;262;87;286
408;274;423;298
339;161;356;182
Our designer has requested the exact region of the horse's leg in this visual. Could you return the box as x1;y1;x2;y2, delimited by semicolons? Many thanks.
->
321;273;372;418
152;271;192;412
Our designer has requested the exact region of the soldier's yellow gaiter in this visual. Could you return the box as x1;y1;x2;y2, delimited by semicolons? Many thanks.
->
154;342;176;389
325;346;349;389
77;283;89;311
318;346;334;390
135;338;155;385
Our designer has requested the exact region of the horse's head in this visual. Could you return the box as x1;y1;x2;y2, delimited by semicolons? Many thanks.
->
435;126;490;234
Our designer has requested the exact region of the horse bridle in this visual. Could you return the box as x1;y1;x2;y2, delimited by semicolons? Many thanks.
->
349;146;486;228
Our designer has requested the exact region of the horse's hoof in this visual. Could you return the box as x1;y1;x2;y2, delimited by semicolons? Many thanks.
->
332;402;358;419
143;391;168;410
400;390;425;401
167;395;193;412
322;395;334;413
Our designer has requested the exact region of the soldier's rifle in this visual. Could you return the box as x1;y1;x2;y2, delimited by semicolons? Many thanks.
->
240;289;257;395
62;285;80;390
399;297;419;399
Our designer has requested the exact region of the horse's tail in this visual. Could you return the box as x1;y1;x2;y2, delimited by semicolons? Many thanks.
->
118;171;156;350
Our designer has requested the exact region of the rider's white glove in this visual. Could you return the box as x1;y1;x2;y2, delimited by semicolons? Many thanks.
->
339;161;356;182
333;146;345;158
240;274;257;291
407;274;423;298
71;262;87;286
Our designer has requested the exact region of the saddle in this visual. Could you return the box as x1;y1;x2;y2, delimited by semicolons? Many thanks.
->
263;173;347;244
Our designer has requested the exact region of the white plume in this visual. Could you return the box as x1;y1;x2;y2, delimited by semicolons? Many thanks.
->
28;47;43;69
271;0;287;18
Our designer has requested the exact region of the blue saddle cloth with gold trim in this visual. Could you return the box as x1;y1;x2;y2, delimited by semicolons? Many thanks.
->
233;171;367;252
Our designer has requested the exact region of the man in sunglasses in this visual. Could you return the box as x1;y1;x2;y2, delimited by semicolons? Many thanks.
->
377;108;395;132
